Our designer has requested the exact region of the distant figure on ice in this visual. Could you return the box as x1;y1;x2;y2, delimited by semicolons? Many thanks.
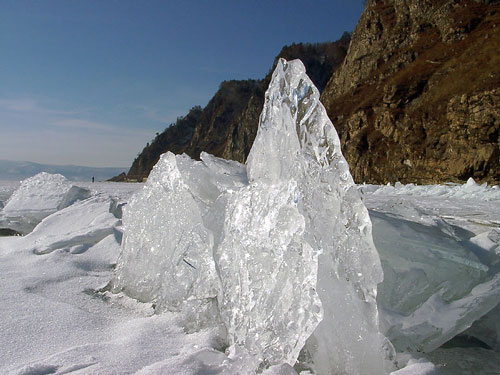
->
92;176;95;183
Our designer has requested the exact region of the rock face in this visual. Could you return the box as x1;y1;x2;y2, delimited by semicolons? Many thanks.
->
126;38;351;181
183;80;262;163
321;0;500;184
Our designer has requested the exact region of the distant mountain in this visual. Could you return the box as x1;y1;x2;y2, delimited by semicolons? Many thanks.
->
0;160;127;181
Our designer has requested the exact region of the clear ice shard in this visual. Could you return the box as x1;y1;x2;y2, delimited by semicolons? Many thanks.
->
372;203;500;353
464;301;500;352
111;58;389;373
111;152;220;314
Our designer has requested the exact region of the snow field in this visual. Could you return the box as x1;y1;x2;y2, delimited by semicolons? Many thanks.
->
1;58;499;374
1;174;500;374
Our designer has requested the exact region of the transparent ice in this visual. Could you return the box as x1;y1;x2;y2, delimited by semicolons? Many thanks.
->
463;302;500;352
371;198;500;353
110;152;220;317
112;59;389;373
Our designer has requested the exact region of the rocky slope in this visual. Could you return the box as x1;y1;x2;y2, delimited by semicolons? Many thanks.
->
127;106;202;180
126;37;351;181
321;0;500;184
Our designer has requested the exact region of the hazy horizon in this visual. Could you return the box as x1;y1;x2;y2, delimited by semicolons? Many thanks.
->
0;159;127;181
0;158;128;169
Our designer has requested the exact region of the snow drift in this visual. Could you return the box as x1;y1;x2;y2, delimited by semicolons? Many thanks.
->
111;59;390;373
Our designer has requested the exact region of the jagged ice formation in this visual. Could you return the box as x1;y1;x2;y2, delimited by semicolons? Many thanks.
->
111;59;389;373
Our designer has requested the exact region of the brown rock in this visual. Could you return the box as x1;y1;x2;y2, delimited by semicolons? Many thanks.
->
321;0;500;184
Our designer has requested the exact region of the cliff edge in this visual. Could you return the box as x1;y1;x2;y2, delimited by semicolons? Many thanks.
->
321;0;500;184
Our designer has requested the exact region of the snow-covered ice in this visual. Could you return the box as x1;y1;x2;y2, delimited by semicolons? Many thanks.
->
2;172;71;213
0;172;90;234
1;59;500;374
2;177;500;374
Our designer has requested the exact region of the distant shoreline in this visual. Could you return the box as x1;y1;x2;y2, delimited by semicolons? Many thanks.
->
0;160;126;182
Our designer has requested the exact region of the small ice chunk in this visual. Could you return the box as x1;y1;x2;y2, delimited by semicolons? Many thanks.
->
389;359;436;375
1;172;72;233
3;172;71;214
110;153;219;316
462;301;500;352
22;196;120;255
373;205;500;353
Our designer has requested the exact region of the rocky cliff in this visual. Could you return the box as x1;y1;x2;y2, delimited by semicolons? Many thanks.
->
321;0;500;184
126;37;351;180
127;106;202;180
128;0;500;184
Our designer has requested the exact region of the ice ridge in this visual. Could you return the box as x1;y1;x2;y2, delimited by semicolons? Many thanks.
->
111;58;389;374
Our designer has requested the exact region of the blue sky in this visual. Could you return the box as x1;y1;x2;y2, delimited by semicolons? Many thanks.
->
0;0;364;168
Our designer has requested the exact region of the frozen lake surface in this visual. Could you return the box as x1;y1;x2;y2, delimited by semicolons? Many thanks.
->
1;59;498;375
0;178;499;374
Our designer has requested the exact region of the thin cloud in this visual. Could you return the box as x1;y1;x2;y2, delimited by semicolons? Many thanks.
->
52;118;113;131
0;98;77;116
0;97;152;137
0;96;156;166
